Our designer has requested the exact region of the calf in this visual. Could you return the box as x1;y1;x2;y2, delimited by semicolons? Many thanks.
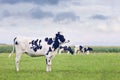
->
9;32;69;72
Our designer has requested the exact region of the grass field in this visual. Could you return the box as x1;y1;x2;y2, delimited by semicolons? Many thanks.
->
0;53;120;80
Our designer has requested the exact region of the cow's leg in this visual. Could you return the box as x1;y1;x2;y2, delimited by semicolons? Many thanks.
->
15;52;22;71
46;57;52;72
67;51;69;54
46;54;53;72
74;49;77;55
58;49;62;54
86;51;89;55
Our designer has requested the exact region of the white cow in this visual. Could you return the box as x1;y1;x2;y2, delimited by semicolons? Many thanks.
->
9;32;69;72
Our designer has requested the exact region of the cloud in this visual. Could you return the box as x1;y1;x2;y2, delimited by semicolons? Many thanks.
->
90;14;108;20
54;12;80;24
0;0;60;5
0;10;11;20
29;8;53;19
0;4;54;20
1;10;11;17
90;17;120;33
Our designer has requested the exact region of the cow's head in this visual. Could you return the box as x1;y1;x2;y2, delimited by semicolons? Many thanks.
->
53;32;70;50
56;32;65;42
56;32;70;43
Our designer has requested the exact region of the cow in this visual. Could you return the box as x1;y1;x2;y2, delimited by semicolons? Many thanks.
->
74;45;93;55
9;32;70;72
58;46;74;55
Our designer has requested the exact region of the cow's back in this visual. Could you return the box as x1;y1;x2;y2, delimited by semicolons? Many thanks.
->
14;36;50;56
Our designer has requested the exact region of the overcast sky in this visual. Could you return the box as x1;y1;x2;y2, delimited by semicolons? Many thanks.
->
0;0;120;46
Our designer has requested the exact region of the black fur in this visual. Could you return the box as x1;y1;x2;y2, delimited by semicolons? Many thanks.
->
14;37;18;45
29;39;42;52
45;37;53;45
52;32;66;50
59;46;74;54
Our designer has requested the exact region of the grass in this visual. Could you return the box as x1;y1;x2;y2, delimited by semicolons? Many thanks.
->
0;53;120;80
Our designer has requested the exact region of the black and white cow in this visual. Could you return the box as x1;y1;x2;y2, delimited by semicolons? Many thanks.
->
75;45;93;55
58;46;74;55
9;32;70;72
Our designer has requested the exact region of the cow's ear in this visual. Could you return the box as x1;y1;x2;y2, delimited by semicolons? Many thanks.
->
45;37;48;42
56;34;59;37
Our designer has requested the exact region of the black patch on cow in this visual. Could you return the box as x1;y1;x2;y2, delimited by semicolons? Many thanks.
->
87;47;93;51
52;32;66;50
49;47;52;52
46;58;51;65
29;39;42;52
79;45;93;53
48;38;53;45
45;32;66;51
45;37;53;45
46;59;47;64
59;35;65;42
84;48;87;52
14;37;18;45
79;46;83;51
63;46;68;51
56;32;65;42
49;60;50;63
68;47;74;54
59;46;63;49
52;37;59;50
46;47;52;55
79;46;84;52
60;46;74;55
45;37;48;42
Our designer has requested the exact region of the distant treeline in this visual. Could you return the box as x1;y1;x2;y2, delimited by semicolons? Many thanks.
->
0;45;120;53
0;45;12;53
92;46;120;53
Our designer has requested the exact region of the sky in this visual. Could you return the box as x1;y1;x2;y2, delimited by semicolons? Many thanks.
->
0;0;120;46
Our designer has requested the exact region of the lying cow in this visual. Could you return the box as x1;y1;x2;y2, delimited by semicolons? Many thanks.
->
75;45;93;55
9;32;70;72
58;46;74;54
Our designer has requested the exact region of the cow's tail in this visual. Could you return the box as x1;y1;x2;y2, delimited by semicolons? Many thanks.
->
8;37;17;58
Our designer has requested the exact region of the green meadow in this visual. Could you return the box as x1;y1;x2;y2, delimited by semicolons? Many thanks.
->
0;53;120;80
